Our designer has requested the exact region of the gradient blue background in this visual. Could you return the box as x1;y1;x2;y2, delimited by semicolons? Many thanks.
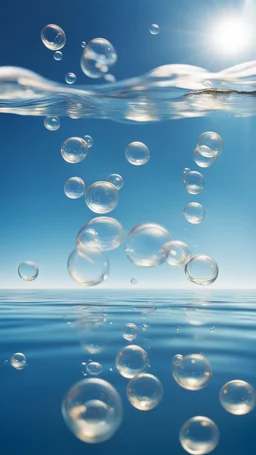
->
1;0;256;289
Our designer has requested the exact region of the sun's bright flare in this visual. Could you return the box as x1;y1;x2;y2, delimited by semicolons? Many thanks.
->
212;17;252;55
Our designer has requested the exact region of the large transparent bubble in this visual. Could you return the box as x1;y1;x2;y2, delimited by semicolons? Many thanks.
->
220;380;256;415
67;246;109;287
197;132;223;157
125;223;171;267
172;354;212;390
11;352;27;370
180;416;219;455
125;142;150;166
85;182;119;214
107;174;124;190
61;137;88;164
183;202;206;224
116;345;149;378
122;323;138;341
41;24;66;50
185;255;219;286
18;261;39;281
127;374;163;411
62;378;123;443
183;171;204;195
194;148;216;168
165;240;191;267
81;38;117;79
77;217;124;252
64;177;86;199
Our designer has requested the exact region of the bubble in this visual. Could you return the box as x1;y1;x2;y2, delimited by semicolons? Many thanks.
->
183;168;190;174
41;24;66;51
85;362;103;376
62;378;123;443
185;255;219;286
172;354;184;366
127;374;163;411
65;72;77;84
165;240;191;267
150;24;160;35
209;326;215;332
107;174;124;190
179;416;219;455
64;177;86;199
194;148;216;168
125;223;171;267
67;246;109;287
130;277;137;285
141;323;150;331
18;261;39;281
11;352;27;370
183;171;204;195
44;116;61;131
54;51;63;61
122;323;138;341
61;137;88;164
172;353;212;390
183;203;206;224
104;74;116;83
81;38;117;79
220;380;256;415
81;41;86;48
197;132;223;158
85;182;119;214
83;135;93;148
77;217;124;252
125;142;150;166
116;345;149;378
204;81;212;89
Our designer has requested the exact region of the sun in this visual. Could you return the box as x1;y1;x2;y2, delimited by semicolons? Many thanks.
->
211;17;252;55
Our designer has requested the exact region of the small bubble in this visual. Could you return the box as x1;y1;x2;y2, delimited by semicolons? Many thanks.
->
109;368;113;372
175;326;181;332
172;353;212;390
41;24;66;50
122;323;138;341
185;255;219;286
54;51;63;61
197;132;223;157
130;277;137;285
65;73;77;84
107;174;124;190
83;135;93;148
64;177;86;199
61;137;88;164
180;416;219;455
127;374;163;410
141;323;150;331
85;361;103;376
220;380;256;415
210;326;215;332
11;352;27;370
4;359;8;365
194;147;216;168
116;345;149;378
183;202;206;224
81;41;86;48
166;241;191;267
44;116;61;131
81;38;117;79
204;81;212;89
149;24;160;35
67;246;109;287
77;217;123;252
85;182;119;214
125;142;150;166
183;171;204;195
183;168;190;174
18;261;39;281
104;74;116;83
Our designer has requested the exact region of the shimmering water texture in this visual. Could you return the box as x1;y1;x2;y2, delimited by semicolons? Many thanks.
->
1;61;256;121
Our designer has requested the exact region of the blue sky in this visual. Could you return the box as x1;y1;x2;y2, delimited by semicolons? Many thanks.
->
0;0;256;289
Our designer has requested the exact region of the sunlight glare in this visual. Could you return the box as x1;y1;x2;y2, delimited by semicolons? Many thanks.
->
212;17;252;55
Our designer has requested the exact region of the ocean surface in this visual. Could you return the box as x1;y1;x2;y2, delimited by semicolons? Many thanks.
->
1;289;256;454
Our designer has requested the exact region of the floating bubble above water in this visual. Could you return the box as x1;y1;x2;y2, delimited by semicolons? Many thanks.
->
18;261;39;281
220;380;256;415
130;277;137;285
149;24;160;35
165;240;191;267
197;132;223;158
44;116;60;131
116;345;149;378
172;354;212;390
125;223;171;267
183;168;190;174
104;74;116;83
62;378;123;443
11;352;27;370
61;137;88;164
65;72;77;84
125;142;150;166
83;135;93;148
54;51;63;61
64;177;86;199
180;416;219;455
77;217;124;252
127;374;163;411
122;323;138;341
183;202;206;224
81;38;117;79
107;174;124;190
67;246;109;287
85;362;103;376
183;171;204;195
81;41;86;48
85;182;119;214
185;255;219;286
41;24;66;51
194;148;216;168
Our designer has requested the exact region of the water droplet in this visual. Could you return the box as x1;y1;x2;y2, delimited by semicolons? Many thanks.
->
83;135;93;148
220;380;256;415
18;262;39;281
81;38;117;79
125;142;150;166
180;416;219;455
4;359;8;365
85;182;119;214
67;246;109;287
194;148;216;168
116;345;149;378
85;361;103;376
61;137;88;164
172;353;212;390
64;177;86;199
183;171;204;195
11;352;27;370
149;24;160;35
127;374;163;410
107;174;124;190
41;24;66;51
81;41;86;48
54;51;63;61
62;378;123;443
122;323;138;341
44;116;60;131
183;202;206;224
125;223;171;267
185;255;219;286
197;132;223;157
183;167;190;174
104;73;116;83
141;323;150;331
165;241;191;267
130;277;137;285
77;217;124;252
65;72;77;84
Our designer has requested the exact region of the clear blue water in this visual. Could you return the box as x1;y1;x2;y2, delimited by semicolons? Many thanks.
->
1;290;256;454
